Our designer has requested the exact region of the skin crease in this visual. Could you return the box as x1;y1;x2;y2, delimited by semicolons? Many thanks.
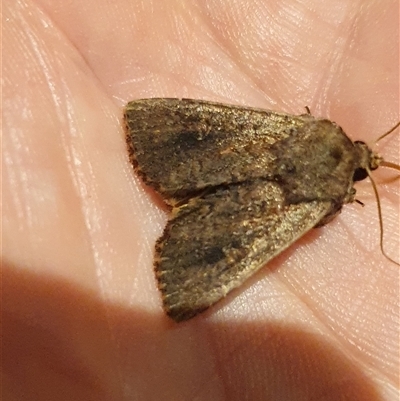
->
2;0;399;400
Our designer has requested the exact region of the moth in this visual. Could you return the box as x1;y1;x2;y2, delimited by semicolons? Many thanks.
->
124;98;399;322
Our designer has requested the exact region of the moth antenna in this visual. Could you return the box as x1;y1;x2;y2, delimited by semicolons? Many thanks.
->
374;121;400;144
367;168;400;266
380;160;400;172
362;122;399;162
365;121;400;265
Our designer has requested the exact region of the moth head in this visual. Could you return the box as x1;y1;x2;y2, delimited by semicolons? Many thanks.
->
352;140;383;182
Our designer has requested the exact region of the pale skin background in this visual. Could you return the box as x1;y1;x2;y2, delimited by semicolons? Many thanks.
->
2;0;399;400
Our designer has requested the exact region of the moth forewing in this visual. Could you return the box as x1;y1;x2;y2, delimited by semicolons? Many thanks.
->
125;99;315;200
154;181;332;322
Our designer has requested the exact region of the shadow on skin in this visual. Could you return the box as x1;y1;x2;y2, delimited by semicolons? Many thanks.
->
3;261;385;401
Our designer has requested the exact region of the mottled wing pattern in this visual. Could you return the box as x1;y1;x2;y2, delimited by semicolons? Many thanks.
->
124;98;312;201
156;179;332;321
123;98;356;321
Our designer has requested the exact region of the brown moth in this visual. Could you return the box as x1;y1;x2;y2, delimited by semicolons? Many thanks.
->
124;98;399;322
